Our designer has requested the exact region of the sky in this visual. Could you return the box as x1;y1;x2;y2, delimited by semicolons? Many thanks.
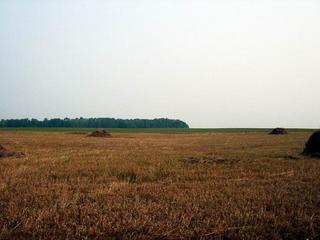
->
0;0;319;128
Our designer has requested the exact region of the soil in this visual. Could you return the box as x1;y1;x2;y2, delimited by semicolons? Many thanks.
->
184;155;239;164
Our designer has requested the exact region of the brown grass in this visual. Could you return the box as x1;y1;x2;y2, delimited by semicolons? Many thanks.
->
0;131;319;239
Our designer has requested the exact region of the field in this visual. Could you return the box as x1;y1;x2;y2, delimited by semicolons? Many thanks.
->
0;129;319;239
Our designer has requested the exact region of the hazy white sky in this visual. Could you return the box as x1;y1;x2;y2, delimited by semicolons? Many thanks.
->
0;0;319;128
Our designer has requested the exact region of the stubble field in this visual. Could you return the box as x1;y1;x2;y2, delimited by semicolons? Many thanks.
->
0;130;319;239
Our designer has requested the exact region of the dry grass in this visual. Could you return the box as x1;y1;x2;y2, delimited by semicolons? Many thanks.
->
0;131;319;239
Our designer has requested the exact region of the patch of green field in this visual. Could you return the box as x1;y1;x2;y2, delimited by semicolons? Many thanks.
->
0;127;315;133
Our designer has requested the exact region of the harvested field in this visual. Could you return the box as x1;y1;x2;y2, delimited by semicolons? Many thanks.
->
0;130;319;239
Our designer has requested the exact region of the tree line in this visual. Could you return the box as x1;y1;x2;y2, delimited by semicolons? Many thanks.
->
0;118;189;128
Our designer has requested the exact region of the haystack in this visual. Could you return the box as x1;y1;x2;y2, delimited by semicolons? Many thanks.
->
0;144;20;158
87;130;111;137
269;128;288;135
303;130;320;157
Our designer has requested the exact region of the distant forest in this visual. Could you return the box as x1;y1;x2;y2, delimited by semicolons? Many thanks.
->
0;118;189;129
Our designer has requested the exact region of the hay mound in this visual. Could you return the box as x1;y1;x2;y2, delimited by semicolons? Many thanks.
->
269;128;288;135
0;145;23;158
303;130;320;157
87;130;111;137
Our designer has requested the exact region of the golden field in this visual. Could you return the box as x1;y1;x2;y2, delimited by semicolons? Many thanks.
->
0;130;319;239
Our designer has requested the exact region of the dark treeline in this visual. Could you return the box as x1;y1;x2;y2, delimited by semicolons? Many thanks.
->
0;118;189;129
